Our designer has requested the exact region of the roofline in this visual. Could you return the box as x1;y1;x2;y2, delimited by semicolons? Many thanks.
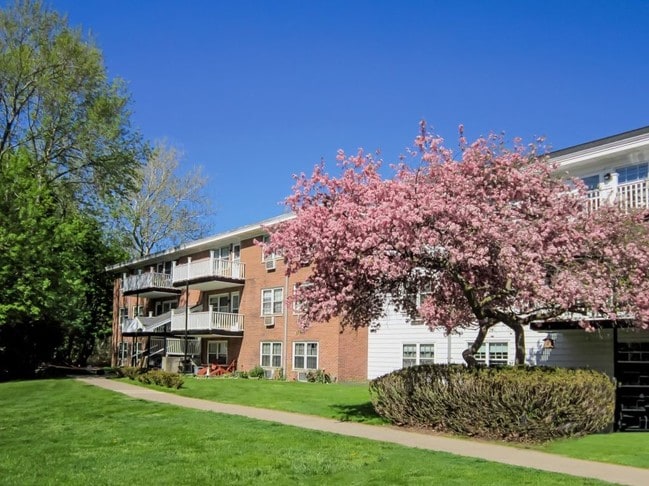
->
106;212;295;273
549;125;649;159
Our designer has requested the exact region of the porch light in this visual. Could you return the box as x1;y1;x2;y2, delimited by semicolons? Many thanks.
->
542;336;555;349
604;173;612;181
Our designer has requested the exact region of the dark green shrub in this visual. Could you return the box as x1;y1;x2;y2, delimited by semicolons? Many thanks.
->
136;369;184;389
306;369;331;383
117;366;140;380
248;365;265;379
369;364;615;443
234;370;249;379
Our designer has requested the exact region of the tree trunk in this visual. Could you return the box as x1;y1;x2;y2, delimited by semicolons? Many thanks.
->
462;320;493;367
503;320;526;365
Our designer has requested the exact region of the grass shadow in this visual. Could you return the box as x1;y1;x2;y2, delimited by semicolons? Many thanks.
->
330;401;385;423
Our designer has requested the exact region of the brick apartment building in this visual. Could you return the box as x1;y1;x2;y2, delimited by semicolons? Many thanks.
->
108;214;367;382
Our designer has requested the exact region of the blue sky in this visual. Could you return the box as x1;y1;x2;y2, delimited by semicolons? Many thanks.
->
48;0;649;233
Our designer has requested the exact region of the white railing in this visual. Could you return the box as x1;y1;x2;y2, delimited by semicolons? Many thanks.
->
170;306;245;332
122;272;174;293
587;179;649;212
172;258;245;283
616;179;649;210
166;338;200;356
148;336;199;356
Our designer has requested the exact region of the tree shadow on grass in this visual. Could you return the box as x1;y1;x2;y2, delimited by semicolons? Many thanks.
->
330;402;385;423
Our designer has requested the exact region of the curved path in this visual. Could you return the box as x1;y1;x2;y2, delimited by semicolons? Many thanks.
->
77;377;648;486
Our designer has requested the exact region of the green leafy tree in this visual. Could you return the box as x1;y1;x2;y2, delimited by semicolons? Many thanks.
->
0;151;125;375
0;0;142;209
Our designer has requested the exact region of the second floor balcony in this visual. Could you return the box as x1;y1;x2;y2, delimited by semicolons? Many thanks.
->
587;179;649;212
172;258;246;291
122;272;180;298
170;306;245;334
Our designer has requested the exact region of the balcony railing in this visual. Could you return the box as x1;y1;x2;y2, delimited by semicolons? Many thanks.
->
122;272;174;293
587;179;649;212
170;306;245;333
149;337;201;356
172;258;245;284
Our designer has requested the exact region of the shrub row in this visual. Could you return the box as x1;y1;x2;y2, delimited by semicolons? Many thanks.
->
116;367;184;389
369;364;615;443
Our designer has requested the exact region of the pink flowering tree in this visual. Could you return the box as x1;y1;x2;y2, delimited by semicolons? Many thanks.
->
266;123;649;365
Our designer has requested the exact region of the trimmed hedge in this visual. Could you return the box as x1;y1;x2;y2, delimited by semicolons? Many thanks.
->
369;365;615;443
116;367;184;389
136;369;184;389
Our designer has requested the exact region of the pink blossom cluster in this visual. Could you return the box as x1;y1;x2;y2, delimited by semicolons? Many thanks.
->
266;123;649;342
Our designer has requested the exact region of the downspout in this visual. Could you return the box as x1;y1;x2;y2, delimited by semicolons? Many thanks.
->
284;275;289;377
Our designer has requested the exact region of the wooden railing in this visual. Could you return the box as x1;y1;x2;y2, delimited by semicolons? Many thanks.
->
172;259;245;283
170;306;245;333
122;272;174;293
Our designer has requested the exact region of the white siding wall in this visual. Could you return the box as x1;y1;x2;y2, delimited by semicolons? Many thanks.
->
366;304;646;380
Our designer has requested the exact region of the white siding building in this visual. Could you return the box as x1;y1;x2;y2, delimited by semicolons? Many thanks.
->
367;127;649;431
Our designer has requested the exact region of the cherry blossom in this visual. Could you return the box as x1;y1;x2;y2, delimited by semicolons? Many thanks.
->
266;122;649;364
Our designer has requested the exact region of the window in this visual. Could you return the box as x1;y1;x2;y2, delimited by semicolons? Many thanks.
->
292;282;312;314
293;342;318;370
132;305;144;318
207;341;227;365
472;342;509;366
409;283;433;325
261;235;279;261
118;342;130;364
155;300;177;316
262;288;284;315
119;307;129;326
261;342;282;368
581;175;600;191
402;343;435;367
617;163;649;184
155;261;172;275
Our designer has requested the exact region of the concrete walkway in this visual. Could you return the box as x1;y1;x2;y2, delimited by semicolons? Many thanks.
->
77;377;649;486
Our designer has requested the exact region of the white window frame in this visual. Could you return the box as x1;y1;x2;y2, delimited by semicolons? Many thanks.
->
471;341;509;366
261;234;279;262
292;282;312;314
118;341;130;365
293;342;318;370
132;305;144;318
616;162;649;184
155;260;173;275
261;287;284;316
119;307;129;326
207;340;228;365
260;341;283;368
155;299;177;316
402;343;435;368
409;284;432;325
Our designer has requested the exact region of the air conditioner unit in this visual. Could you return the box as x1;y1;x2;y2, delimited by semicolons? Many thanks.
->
264;315;275;327
265;258;276;271
296;371;308;382
263;368;274;379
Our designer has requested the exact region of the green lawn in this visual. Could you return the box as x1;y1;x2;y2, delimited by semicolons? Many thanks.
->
537;433;649;469
0;379;610;485
124;376;649;469
124;376;386;424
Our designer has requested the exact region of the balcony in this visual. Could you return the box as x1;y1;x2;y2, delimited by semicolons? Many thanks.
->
173;258;245;291
587;179;649;212
122;272;181;298
170;306;245;334
150;337;200;356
